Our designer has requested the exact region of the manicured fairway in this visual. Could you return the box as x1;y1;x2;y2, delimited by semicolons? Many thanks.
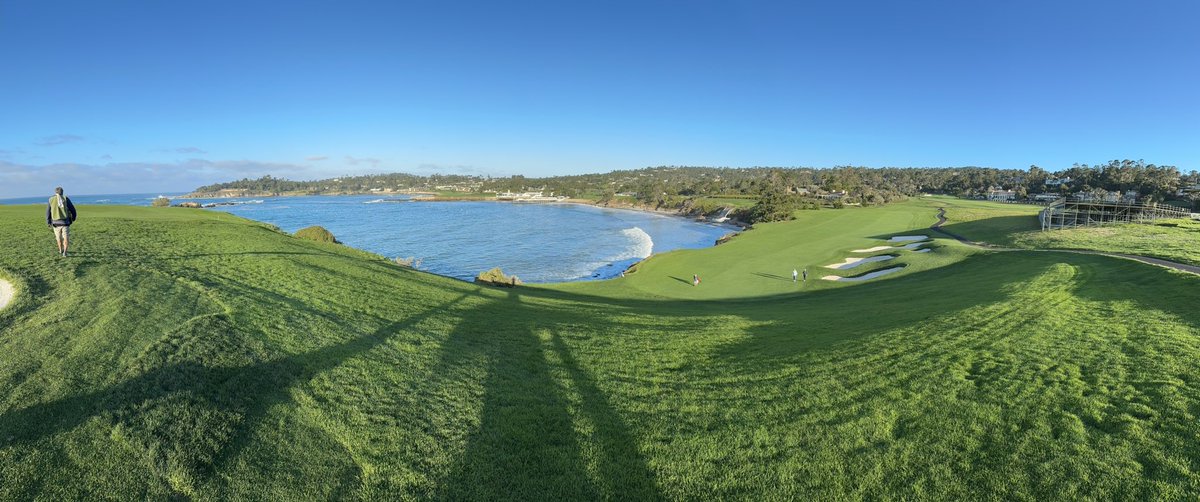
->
1;203;1199;499
555;200;976;300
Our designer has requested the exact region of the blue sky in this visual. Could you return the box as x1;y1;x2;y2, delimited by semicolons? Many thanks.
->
1;0;1197;197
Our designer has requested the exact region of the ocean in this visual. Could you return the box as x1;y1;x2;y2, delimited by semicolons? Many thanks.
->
1;193;738;283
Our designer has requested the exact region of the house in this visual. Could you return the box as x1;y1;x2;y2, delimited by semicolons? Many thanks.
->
1031;193;1061;202
1045;177;1072;187
986;189;1017;201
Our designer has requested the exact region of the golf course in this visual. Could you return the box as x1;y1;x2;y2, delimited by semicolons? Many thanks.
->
1;198;1199;499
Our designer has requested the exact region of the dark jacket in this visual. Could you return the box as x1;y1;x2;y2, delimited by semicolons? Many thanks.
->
46;196;78;226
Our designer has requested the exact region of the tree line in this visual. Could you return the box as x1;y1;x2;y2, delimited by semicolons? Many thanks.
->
190;161;1197;223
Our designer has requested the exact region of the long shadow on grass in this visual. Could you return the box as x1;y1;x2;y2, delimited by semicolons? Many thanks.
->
432;289;662;499
0;294;470;494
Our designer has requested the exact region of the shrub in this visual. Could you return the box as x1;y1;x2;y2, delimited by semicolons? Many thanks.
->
151;197;171;207
475;267;521;287
294;226;339;244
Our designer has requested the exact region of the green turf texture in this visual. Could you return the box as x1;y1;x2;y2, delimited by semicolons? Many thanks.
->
1;202;1199;499
930;196;1200;266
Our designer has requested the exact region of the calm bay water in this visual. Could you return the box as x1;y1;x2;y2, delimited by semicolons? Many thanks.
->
2;193;737;283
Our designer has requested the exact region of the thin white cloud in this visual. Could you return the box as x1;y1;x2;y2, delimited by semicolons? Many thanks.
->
345;155;381;168
0;159;311;198
36;134;85;147
155;146;207;155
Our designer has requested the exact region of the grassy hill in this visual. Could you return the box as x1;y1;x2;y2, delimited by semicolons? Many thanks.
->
1;202;1199;499
930;196;1200;266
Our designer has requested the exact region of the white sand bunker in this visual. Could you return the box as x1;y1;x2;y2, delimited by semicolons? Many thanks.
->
0;279;13;311
887;235;928;243
824;254;896;270
822;266;905;282
853;241;928;253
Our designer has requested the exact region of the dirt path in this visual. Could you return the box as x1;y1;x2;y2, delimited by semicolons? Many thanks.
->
931;207;1200;276
0;278;13;311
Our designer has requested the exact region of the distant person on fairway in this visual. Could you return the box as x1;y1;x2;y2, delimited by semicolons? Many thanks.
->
793;268;798;283
693;274;700;286
46;186;77;257
802;267;807;283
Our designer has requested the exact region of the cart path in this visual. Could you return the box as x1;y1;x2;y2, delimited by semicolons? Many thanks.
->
931;207;1200;276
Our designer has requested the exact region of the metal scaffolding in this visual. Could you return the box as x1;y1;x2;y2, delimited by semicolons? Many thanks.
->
1040;197;1191;231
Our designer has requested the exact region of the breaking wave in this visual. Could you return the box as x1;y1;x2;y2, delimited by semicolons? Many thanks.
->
610;227;654;261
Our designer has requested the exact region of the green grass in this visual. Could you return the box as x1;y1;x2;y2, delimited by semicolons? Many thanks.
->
555;200;969;300
927;196;1200;266
2;203;1200;499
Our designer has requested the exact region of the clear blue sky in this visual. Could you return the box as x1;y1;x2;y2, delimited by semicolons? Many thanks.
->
2;0;1197;197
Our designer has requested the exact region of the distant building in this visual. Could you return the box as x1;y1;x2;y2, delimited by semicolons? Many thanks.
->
986;189;1017;201
1045;177;1072;187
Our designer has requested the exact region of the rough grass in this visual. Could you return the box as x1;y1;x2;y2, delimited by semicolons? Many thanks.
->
1;203;1199;499
928;196;1200;266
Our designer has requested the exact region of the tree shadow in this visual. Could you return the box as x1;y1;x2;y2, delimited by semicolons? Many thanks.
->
0;294;470;495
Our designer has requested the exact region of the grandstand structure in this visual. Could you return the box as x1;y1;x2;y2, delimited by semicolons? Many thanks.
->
1040;197;1192;231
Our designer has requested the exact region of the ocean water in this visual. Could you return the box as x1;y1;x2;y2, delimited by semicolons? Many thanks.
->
2;193;737;283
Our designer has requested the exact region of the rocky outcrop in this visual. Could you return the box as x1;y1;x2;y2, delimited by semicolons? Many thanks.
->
475;267;522;287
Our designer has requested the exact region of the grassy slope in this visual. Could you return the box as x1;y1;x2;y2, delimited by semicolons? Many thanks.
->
929;196;1200;266
554;200;970;300
1;204;1199;499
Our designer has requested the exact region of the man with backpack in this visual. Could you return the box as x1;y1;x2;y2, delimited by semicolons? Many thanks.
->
46;187;78;257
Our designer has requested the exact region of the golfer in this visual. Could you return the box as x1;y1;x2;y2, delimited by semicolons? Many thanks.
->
802;267;807;283
46;187;78;257
792;268;798;282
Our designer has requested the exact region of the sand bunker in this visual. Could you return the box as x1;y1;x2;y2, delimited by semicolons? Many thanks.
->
821;266;905;282
823;255;896;270
887;235;928;243
914;248;932;253
852;241;929;253
0;279;13;311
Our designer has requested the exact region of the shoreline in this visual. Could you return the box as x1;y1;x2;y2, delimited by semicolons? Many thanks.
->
204;194;742;284
316;192;749;228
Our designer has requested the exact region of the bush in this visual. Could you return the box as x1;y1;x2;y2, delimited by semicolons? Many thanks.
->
294;226;339;244
475;267;521;287
151;197;171;207
748;192;822;223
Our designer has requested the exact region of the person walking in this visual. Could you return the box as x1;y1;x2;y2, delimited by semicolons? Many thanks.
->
792;268;799;283
46;186;78;257
692;274;700;286
802;267;807;284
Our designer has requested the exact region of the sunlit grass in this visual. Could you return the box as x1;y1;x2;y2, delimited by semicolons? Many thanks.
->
1;203;1198;498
